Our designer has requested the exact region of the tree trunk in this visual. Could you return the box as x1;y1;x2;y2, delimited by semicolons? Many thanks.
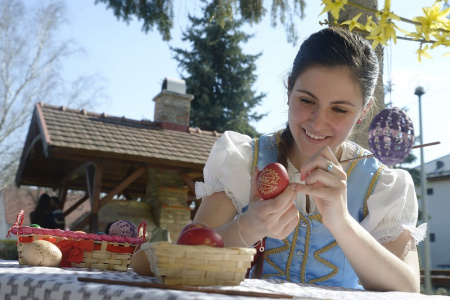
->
328;0;384;149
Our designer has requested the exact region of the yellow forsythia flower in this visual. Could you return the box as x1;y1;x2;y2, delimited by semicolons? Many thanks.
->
431;32;450;49
416;45;433;62
320;0;348;20
342;13;364;31
413;3;450;41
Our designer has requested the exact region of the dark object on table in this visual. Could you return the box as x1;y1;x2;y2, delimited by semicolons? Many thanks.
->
29;194;66;230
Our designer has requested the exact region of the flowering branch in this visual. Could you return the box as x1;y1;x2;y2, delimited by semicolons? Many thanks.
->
320;0;450;62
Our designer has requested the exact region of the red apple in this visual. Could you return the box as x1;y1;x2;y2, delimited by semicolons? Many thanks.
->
176;227;224;247
180;222;210;234
257;162;289;200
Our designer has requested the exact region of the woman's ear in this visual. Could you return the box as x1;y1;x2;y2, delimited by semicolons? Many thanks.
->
287;78;291;106
359;99;373;121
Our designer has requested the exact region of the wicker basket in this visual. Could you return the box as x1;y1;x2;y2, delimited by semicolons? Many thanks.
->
142;241;256;286
7;210;146;271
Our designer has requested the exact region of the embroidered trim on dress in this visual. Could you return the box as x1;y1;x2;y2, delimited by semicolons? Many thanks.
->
262;238;290;279
251;138;259;175
300;214;312;283
308;241;339;284
285;221;301;281
363;164;387;218
345;148;364;175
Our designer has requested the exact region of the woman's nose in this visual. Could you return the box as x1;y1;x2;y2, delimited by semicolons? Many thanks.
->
310;109;327;129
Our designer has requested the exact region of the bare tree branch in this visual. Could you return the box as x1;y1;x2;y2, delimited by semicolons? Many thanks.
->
0;0;106;190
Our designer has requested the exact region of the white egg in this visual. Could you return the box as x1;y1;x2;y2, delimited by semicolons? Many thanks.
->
22;240;62;267
130;248;154;276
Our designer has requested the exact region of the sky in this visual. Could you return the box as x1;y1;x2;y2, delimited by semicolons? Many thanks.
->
47;1;450;166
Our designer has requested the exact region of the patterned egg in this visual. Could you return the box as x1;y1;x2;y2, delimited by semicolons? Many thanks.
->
22;240;62;267
368;107;415;166
257;162;289;200
108;220;138;238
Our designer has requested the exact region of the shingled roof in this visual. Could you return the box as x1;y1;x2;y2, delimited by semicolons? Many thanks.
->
16;102;221;198
422;153;450;180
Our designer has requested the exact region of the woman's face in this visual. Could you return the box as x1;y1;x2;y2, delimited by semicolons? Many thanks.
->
288;66;365;161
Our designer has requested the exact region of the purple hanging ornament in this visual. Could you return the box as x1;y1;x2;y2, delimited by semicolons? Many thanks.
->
368;107;415;166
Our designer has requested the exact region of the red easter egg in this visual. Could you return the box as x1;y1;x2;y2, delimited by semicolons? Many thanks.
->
180;222;210;234
176;227;224;247
257;162;289;200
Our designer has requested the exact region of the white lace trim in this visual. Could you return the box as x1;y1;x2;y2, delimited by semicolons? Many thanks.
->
224;189;243;214
195;181;224;199
195;181;242;214
407;223;427;245
376;223;427;245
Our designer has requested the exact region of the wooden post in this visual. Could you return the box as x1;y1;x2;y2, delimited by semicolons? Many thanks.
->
86;161;103;233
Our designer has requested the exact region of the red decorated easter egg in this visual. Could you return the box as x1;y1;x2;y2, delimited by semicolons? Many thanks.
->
176;227;224;247
257;162;289;200
180;222;210;234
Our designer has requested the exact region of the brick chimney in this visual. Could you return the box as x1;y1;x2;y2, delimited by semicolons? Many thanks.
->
153;78;194;132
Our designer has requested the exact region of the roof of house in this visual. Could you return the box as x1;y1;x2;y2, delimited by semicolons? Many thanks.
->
15;102;221;198
422;153;450;179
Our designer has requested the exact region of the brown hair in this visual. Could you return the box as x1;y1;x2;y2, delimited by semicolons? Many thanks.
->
278;27;379;167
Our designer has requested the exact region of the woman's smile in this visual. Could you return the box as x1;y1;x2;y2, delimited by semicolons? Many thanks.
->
304;128;329;143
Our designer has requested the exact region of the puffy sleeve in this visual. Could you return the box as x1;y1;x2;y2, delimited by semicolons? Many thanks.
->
360;168;427;245
195;131;254;214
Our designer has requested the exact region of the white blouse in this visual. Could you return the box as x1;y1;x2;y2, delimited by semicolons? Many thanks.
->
195;131;426;245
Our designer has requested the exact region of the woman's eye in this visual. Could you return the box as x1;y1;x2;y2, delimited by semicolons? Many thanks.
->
333;107;347;114
300;98;315;105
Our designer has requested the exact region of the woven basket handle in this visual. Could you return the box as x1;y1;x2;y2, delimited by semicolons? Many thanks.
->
138;220;147;240
6;210;25;237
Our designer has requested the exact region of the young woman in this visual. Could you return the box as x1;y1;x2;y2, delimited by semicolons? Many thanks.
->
194;27;425;292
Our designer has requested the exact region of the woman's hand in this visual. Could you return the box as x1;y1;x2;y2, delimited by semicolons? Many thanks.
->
293;146;350;231
242;167;300;241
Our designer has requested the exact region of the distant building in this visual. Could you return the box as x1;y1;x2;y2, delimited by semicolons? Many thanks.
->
416;154;450;269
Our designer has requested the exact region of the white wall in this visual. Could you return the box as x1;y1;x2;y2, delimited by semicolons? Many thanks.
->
0;192;10;239
417;178;450;269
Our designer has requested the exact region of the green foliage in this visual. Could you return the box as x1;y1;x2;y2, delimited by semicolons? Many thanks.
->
171;0;266;137
95;0;174;41
95;0;306;44
0;239;18;260
396;153;421;186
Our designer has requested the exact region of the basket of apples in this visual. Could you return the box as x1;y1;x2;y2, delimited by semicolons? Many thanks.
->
141;223;256;286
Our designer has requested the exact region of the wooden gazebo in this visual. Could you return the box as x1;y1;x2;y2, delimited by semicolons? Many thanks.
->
15;81;221;233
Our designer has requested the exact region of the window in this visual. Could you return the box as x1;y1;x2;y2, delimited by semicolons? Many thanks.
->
430;233;435;242
427;188;433;195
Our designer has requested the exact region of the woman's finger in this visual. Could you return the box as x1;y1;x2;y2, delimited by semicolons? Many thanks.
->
268;202;299;239
300;146;333;179
255;182;298;218
303;167;346;187
291;182;341;201
301;147;345;182
249;167;263;201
